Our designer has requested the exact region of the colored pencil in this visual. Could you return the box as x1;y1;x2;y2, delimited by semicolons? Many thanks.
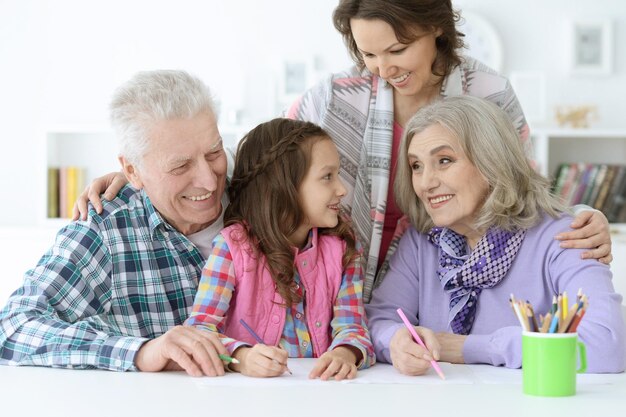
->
539;312;552;333
510;297;528;331
569;308;587;333
239;318;265;344
396;308;445;380
518;301;531;331
548;311;560;333
550;295;558;315
218;354;240;364
526;301;539;332
509;290;587;334
558;304;579;333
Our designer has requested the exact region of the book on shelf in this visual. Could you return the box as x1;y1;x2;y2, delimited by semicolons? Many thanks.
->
603;166;626;220
47;168;59;218
580;164;600;206
47;166;86;219
586;164;608;208
606;167;626;223
551;163;626;223
557;163;580;205
594;165;618;211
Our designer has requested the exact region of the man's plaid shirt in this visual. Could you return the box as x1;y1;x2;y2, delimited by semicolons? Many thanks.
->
0;185;205;371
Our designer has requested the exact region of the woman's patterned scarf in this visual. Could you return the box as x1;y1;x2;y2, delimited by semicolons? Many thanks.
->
427;226;526;335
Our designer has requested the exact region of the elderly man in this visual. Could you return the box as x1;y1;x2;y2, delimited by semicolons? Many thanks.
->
0;70;230;376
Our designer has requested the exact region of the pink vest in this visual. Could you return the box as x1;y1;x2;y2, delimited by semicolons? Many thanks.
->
220;223;345;356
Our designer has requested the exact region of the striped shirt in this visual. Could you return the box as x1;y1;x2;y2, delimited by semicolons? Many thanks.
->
0;185;212;371
287;57;530;301
185;234;375;368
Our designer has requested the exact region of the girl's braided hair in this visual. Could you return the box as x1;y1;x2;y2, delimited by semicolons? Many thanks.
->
225;118;359;306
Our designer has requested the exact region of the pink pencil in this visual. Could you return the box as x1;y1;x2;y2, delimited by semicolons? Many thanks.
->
396;308;446;380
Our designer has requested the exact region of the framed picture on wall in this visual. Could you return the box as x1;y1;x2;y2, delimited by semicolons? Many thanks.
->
570;20;613;75
275;57;318;113
277;59;313;106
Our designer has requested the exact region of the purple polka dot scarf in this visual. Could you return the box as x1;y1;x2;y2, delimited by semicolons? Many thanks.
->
428;226;526;335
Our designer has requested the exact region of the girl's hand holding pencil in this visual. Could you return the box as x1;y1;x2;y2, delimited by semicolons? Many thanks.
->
230;344;290;378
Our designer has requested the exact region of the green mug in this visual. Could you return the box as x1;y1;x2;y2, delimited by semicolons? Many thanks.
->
522;331;587;396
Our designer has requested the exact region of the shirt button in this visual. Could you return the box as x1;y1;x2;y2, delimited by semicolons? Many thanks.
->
295;313;302;319
271;315;280;324
115;359;122;367
295;284;300;290
302;260;307;267
302;341;308;348
315;321;322;328
186;244;194;252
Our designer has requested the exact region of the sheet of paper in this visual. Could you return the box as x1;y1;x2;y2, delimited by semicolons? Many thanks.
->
197;359;474;387
353;361;473;384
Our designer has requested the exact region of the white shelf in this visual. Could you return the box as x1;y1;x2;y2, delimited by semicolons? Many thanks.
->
531;127;626;178
530;129;626;289
42;127;120;224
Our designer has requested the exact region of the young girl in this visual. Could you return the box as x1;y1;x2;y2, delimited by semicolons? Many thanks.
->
185;118;375;380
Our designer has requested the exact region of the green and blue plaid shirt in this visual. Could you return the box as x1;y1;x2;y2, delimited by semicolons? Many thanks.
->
0;185;206;371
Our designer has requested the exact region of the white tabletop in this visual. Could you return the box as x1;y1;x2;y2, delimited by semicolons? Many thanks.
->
1;360;624;417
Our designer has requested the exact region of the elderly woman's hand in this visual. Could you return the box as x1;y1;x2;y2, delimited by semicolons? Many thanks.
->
555;210;612;264
389;326;441;376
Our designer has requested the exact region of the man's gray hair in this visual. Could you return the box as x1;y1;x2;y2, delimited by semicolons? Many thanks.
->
395;95;566;233
110;70;217;166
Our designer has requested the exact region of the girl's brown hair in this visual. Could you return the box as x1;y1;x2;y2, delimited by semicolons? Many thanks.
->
225;118;359;306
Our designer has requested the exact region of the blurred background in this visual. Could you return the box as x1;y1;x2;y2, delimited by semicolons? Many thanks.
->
0;0;625;301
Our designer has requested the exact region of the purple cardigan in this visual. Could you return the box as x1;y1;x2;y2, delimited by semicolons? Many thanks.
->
366;214;625;373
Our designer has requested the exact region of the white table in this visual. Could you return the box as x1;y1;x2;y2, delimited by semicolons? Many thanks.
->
1;360;624;417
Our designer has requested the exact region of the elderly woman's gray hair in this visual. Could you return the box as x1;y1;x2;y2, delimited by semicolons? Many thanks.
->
110;70;217;167
395;95;566;233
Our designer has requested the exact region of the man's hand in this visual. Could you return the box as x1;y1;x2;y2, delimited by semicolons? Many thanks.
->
134;325;229;377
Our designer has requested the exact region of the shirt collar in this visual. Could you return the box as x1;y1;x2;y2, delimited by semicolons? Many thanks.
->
138;189;172;238
294;228;318;255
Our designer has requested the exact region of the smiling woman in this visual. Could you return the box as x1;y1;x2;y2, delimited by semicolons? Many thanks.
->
286;0;613;300
366;96;625;375
405;123;490;248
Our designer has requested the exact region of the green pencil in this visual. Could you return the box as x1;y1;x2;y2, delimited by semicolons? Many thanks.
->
219;354;240;364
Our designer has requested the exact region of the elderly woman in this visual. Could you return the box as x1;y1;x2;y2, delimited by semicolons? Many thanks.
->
365;96;625;374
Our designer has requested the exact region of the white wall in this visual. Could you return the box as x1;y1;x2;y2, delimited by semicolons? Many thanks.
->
456;0;626;128
0;0;625;227
0;0;350;227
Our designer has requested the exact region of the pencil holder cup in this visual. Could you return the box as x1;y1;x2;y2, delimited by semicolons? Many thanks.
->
522;331;586;397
